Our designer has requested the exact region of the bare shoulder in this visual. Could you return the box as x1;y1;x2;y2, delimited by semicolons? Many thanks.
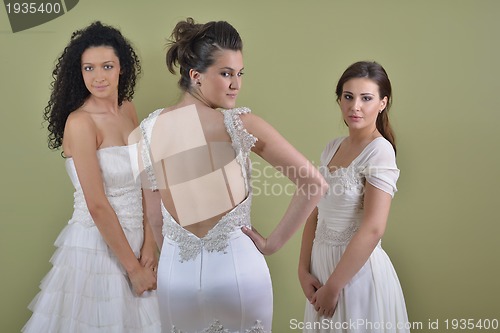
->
63;110;99;155
121;101;139;126
121;100;136;113
65;109;97;133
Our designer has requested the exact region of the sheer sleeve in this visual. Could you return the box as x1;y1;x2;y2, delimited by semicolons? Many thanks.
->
222;107;257;158
222;107;257;191
360;138;400;197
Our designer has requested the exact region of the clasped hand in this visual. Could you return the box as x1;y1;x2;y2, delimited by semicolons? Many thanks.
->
299;271;339;318
129;245;159;295
310;283;339;318
129;265;157;295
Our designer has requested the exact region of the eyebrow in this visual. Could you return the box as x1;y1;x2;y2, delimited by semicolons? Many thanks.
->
81;60;117;65
343;90;375;96
219;66;245;71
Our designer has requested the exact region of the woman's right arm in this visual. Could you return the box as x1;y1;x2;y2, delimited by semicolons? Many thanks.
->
64;112;156;295
298;207;322;301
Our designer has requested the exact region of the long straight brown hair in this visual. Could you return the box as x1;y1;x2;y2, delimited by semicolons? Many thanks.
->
335;61;396;155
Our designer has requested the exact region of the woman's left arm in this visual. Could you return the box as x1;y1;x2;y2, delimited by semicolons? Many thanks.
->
140;190;160;269
311;183;393;316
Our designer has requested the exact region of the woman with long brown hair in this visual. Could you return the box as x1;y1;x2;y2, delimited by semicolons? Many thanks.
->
299;61;409;331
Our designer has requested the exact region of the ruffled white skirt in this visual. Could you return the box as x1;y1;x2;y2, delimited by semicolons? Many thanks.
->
22;222;161;333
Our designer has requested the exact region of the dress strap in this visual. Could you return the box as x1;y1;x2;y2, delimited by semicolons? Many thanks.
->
222;107;257;157
222;107;257;191
139;108;163;191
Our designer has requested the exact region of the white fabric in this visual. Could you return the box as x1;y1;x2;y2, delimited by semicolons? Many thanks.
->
23;144;161;333
304;137;409;333
141;107;273;333
158;226;272;333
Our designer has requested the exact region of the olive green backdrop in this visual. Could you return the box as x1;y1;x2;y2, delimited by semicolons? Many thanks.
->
1;1;499;332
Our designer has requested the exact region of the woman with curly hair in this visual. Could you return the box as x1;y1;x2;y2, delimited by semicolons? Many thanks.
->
23;22;161;333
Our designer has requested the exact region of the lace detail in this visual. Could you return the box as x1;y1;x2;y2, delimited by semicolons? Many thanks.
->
139;108;163;191
162;195;252;262
67;146;143;229
222;108;257;190
70;186;143;228
326;166;364;191
171;319;266;333
314;220;359;246
222;107;257;154
245;321;266;333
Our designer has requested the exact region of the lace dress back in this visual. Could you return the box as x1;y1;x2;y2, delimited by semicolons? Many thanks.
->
140;107;272;333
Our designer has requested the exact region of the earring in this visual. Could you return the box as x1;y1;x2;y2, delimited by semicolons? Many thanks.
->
379;109;384;114
196;81;201;86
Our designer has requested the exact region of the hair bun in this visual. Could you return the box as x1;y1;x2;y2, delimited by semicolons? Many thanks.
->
165;17;242;91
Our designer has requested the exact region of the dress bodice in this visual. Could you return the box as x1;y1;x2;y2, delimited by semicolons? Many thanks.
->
315;137;399;246
140;107;258;261
65;144;143;229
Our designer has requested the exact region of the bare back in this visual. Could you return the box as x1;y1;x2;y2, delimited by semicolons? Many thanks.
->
146;104;248;238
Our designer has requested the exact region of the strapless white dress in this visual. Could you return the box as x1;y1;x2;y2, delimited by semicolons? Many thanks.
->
23;144;161;333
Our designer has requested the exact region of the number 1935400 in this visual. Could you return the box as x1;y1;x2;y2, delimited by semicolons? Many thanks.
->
6;2;61;14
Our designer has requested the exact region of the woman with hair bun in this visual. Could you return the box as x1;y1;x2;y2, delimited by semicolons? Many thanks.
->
298;61;409;331
140;18;327;332
23;22;161;332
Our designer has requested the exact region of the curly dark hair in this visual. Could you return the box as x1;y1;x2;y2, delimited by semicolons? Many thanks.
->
44;21;141;150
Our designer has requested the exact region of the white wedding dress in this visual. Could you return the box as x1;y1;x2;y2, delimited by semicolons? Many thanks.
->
304;137;409;333
140;107;273;333
23;144;161;333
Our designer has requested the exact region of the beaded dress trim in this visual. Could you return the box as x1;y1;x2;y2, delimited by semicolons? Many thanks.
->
161;195;252;262
313;221;360;246
171;319;267;333
139;108;163;192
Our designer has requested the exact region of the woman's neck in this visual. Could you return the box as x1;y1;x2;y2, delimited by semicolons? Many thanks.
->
175;92;214;111
84;95;120;115
347;126;380;145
